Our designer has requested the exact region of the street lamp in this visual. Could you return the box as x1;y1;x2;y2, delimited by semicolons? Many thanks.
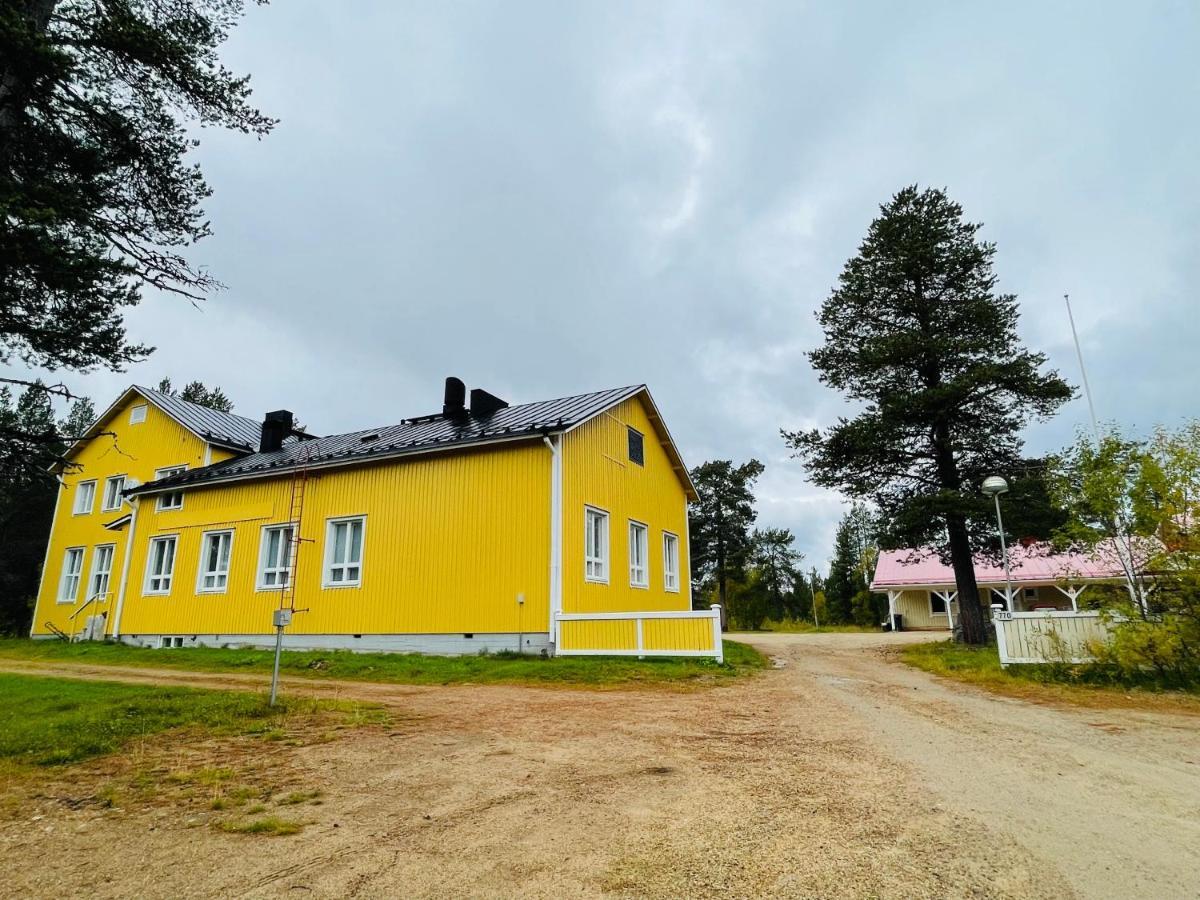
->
981;475;1015;611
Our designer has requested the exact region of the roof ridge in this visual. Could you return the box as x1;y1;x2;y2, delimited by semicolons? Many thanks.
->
135;384;261;428
297;384;646;445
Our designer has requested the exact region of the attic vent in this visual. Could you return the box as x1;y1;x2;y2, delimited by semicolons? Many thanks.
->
360;433;380;443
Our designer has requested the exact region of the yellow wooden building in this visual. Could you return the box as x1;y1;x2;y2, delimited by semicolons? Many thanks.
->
32;379;722;658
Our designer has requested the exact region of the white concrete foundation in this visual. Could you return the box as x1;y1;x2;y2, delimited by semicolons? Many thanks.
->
116;631;552;656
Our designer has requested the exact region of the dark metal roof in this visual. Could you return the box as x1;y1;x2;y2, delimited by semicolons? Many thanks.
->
130;384;646;495
136;386;267;451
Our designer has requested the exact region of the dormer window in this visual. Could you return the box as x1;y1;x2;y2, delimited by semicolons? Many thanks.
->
156;466;186;511
627;427;644;466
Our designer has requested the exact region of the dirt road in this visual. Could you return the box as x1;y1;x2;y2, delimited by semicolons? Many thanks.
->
1;634;1196;899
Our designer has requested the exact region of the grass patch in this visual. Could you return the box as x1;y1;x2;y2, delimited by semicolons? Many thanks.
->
277;789;322;805
0;673;385;769
218;815;303;836
753;620;880;634
0;638;767;689
901;640;1200;712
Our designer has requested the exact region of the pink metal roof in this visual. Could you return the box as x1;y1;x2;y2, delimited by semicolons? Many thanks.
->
870;542;1127;589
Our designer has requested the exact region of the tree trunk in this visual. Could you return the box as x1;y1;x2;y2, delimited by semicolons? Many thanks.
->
0;0;57;138
929;413;988;645
945;513;986;644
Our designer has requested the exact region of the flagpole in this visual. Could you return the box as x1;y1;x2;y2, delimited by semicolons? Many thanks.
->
1064;293;1100;441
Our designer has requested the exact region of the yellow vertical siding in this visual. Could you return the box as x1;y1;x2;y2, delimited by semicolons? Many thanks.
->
891;589;950;630
558;619;637;651
642;617;711;652
32;394;213;637
561;395;691;615
117;440;551;637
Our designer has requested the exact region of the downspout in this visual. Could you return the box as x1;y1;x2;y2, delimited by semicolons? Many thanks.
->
543;435;563;649
683;496;693;609
111;495;140;640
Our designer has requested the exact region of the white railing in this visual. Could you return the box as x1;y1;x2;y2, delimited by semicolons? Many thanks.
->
68;592;111;642
992;608;1115;666
554;605;724;663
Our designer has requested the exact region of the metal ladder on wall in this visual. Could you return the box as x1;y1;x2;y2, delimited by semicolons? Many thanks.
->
270;444;313;705
279;449;312;614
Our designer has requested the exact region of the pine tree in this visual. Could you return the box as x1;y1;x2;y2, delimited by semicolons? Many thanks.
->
785;186;1072;644
157;377;234;412
0;383;68;633
688;459;765;614
749;527;804;621
59;397;96;441
824;517;861;624
1;0;272;473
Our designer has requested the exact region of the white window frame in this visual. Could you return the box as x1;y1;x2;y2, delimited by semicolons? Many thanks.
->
628;520;649;588
58;547;86;603
73;480;96;516
584;506;609;584
129;404;147;424
929;592;948;617
662;531;680;592
257;523;296;591
196;530;234;594
159;636;184;649
323;515;366;588
102;474;127;512
143;535;178;595
155;465;187;511
88;543;116;600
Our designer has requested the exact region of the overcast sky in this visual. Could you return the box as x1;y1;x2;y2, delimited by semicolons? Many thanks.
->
39;1;1200;566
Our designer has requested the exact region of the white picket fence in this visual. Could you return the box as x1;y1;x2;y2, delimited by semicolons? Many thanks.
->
554;606;724;663
992;609;1115;666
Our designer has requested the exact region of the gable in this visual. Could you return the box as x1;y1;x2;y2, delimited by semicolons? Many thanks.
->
66;391;211;486
565;389;697;501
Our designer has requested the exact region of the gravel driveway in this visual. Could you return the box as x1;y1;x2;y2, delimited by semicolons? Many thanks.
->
1;633;1196;899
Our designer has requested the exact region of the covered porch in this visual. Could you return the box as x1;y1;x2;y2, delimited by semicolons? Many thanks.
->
871;544;1128;632
881;581;1097;632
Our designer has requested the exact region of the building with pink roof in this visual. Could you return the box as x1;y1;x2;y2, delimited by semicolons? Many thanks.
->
869;542;1129;631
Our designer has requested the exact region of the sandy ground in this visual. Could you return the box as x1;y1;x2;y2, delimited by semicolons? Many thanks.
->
0;633;1197;899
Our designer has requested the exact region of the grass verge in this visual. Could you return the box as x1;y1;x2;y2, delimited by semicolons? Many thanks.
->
0;638;767;688
900;640;1200;713
0;672;383;768
754;620;880;634
218;815;304;836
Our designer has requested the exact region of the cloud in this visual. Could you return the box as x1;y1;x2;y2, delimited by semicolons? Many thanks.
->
17;0;1200;569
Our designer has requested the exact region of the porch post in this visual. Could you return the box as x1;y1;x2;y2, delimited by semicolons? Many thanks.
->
887;591;897;630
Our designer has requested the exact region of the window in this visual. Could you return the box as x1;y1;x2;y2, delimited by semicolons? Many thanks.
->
89;544;115;599
584;507;609;582
129;404;147;424
58;548;85;603
160;636;184;649
322;516;365;587
144;535;178;594
663;532;680;592
258;524;295;589
629;521;649;588
102;475;126;511
197;531;233;593
627;427;644;466
156;465;186;511
930;592;947;615
73;481;96;515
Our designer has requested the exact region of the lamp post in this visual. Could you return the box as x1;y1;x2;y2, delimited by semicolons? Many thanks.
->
982;476;1015;612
